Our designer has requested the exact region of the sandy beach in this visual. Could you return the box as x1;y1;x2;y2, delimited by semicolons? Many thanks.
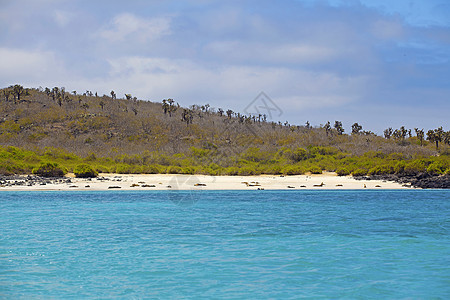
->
0;172;409;191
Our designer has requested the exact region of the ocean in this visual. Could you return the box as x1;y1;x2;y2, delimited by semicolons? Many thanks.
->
1;190;449;299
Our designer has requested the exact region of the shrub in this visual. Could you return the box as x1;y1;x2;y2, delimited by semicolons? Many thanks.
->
264;165;282;175
427;161;447;175
74;164;98;178
352;168;367;176
291;148;307;162
394;161;406;174
167;166;182;174
238;166;257;176
224;167;239;175
282;165;304;175
181;167;195;175
368;165;394;175
404;160;427;175
309;165;322;174
336;168;350;176
115;164;134;174
32;162;66;177
142;165;160;174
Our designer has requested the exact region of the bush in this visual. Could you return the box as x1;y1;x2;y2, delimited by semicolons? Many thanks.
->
394;161;406;174
238;166;257;176
427;161;447;175
291;148;307;162
224;167;240;175
368;165;394;175
74;164;98;178
309;165;322;174
115;164;134;174
404;160;427;175
167;166;182;174
181;167;195;175
33;162;66;177
336;168;350;176
142;165;160;174
352;168;367;177
282;165;304;175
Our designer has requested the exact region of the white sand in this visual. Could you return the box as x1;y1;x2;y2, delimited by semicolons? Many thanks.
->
0;172;409;191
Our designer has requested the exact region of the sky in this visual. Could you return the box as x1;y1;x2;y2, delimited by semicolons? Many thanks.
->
0;0;449;133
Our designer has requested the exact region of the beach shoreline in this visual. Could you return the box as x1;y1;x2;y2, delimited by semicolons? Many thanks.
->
0;172;410;191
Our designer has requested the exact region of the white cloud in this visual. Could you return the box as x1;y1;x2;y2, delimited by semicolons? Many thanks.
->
205;41;340;65
101;56;366;113
0;48;64;86
98;13;172;43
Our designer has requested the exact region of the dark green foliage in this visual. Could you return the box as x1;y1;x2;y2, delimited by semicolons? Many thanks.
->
403;160;427;175
309;166;322;174
32;162;65;177
336;168;350;176
167;166;182;174
74;164;98;178
368;165;394;175
352;168;367;176
426;161;448;175
282;165;304;175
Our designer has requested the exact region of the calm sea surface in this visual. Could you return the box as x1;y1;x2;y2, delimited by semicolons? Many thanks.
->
1;190;449;299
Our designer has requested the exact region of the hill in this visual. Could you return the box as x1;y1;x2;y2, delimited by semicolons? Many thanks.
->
0;85;449;182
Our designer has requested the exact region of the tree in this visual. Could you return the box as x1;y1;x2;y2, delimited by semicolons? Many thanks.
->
334;121;344;135
443;131;450;145
427;127;444;150
162;99;169;115
324;121;331;136
399;126;408;140
162;99;177;117
168;99;177;117
305;121;311;129
181;109;194;125
414;128;424;146
2;89;11;102
351;122;362;135
12;84;27;102
384;127;393;139
51;87;59;101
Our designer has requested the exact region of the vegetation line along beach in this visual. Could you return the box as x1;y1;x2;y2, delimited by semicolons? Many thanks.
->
0;85;449;189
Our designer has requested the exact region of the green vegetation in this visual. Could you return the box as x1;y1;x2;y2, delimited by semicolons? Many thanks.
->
74;164;98;178
0;85;449;177
0;145;449;178
32;162;66;177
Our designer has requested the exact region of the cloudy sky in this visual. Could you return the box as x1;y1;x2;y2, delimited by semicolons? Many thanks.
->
1;0;449;133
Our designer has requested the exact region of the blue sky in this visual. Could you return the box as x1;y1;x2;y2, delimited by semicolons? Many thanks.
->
0;0;449;133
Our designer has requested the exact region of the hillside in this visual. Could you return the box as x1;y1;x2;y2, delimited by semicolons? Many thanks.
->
0;85;449;181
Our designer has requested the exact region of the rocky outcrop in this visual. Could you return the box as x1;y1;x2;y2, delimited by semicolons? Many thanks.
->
355;173;450;189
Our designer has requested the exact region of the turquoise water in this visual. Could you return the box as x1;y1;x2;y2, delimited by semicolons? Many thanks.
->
1;190;449;299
